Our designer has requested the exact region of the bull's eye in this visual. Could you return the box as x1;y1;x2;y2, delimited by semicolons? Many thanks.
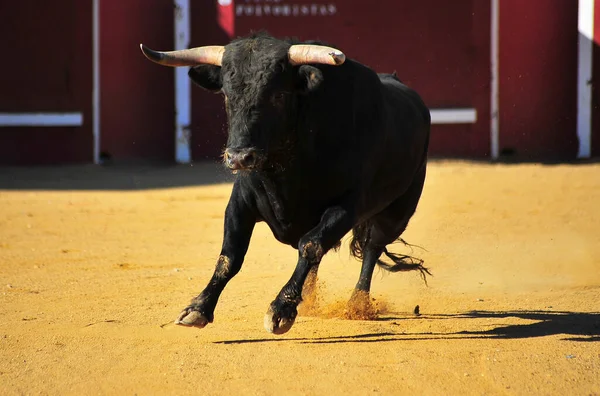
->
271;92;286;108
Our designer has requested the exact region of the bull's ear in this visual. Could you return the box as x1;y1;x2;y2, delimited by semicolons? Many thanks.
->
188;65;222;92
297;65;323;94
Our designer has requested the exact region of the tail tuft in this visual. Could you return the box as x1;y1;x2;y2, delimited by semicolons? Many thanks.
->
377;247;431;285
351;223;430;285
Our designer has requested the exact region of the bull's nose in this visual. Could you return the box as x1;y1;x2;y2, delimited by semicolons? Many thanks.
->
224;148;258;170
224;150;236;168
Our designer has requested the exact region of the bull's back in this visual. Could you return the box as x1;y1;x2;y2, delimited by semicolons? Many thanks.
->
351;73;430;213
378;73;430;165
379;73;430;140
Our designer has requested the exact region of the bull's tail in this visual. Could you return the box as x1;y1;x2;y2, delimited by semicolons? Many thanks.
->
350;224;430;285
377;245;431;285
349;221;370;260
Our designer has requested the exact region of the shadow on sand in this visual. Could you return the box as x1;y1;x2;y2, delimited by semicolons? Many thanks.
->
2;156;599;191
429;156;600;166
214;310;600;345
0;161;235;190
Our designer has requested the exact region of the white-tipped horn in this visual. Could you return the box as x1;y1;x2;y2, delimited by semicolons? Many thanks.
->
288;44;346;66
139;44;225;67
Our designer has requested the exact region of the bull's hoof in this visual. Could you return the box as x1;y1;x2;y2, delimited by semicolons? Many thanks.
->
345;290;379;320
264;302;297;335
175;308;212;329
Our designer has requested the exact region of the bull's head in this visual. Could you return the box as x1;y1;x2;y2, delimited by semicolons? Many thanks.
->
139;35;345;171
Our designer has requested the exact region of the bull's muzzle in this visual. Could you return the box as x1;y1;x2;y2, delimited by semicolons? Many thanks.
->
224;148;261;170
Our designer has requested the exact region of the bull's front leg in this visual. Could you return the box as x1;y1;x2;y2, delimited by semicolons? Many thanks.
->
264;205;355;334
176;182;255;329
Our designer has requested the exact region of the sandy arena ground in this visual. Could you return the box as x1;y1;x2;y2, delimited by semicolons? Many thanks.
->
0;161;599;395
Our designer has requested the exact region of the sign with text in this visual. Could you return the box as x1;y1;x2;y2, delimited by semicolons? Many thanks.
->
236;1;337;17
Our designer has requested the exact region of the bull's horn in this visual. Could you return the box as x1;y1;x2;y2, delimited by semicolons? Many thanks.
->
288;44;346;66
139;44;225;67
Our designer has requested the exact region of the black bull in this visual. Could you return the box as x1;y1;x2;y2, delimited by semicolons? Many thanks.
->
141;33;431;334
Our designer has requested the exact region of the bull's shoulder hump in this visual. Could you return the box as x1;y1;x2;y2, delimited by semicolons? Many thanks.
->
378;72;403;84
378;75;430;122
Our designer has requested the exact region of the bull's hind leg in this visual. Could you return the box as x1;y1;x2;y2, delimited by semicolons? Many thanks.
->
345;246;385;320
354;246;385;293
349;164;428;315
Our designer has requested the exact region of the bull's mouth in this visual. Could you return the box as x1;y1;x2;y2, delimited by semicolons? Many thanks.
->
226;163;259;172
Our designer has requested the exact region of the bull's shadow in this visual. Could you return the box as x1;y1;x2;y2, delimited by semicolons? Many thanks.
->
214;310;600;344
389;310;600;342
